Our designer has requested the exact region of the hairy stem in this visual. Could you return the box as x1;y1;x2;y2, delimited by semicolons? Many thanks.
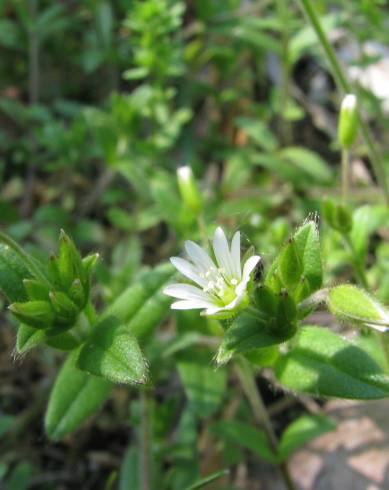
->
297;0;389;204
235;358;296;490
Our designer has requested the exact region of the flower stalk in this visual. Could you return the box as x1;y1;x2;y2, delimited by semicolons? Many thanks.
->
296;0;389;204
235;358;296;490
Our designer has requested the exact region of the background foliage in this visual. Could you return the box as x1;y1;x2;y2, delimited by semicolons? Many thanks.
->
1;0;389;489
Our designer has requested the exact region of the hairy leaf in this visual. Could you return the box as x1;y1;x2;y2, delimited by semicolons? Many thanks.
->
45;351;112;440
275;326;389;399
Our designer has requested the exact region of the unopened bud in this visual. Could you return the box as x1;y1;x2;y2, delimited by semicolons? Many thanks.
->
9;300;55;329
177;166;202;215
338;94;358;148
322;198;353;233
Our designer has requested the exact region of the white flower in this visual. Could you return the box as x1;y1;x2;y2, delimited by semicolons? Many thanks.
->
164;227;260;317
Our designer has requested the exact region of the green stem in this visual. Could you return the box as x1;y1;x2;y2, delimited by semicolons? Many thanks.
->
341;147;350;202
84;301;98;327
235;358;296;490
342;233;368;288
140;390;151;490
0;231;51;288
297;0;389;204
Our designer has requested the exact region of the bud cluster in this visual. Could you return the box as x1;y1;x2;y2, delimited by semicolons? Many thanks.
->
9;231;99;331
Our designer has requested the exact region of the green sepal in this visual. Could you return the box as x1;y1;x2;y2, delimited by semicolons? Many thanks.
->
9;300;55;329
68;278;86;308
253;286;297;336
58;230;85;290
265;220;322;302
322;199;353;233
82;253;100;279
48;255;62;289
49;291;79;325
23;279;50;301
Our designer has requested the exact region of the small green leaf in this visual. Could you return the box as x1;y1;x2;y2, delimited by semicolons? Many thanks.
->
279;238;303;289
177;351;227;417
16;324;78;353
0;243;32;302
211;421;275;463
275;326;389;399
45;350;112;439
77;316;148;385
277;414;336;462
328;285;389;330
216;311;294;365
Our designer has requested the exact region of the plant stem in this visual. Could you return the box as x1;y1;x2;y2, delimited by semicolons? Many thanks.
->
342;233;368;289
235;358;296;490
84;301;98;327
296;0;389;204
140;390;151;490
0;230;51;287
341;147;350;202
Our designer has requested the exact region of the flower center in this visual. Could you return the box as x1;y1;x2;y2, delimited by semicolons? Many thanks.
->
200;267;238;305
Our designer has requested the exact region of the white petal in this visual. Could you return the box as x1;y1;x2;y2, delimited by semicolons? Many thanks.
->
204;305;223;315
185;240;215;272
213;227;235;278
236;255;261;296
163;283;212;302
365;322;389;333
171;300;215;310
170;257;207;287
230;231;241;279
242;255;260;283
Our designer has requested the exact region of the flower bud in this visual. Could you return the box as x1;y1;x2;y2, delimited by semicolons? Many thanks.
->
58;230;85;290
9;300;55;329
177;166;202;215
322;198;353;233
338;94;358;148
